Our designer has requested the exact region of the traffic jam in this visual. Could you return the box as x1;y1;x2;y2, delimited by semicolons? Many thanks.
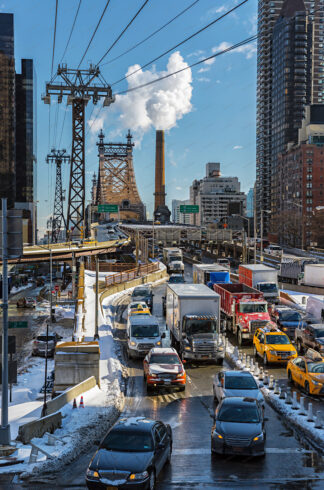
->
86;248;324;489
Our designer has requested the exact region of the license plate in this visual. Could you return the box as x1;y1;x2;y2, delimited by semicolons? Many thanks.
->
164;380;172;385
202;355;209;359
231;446;244;453
106;486;117;490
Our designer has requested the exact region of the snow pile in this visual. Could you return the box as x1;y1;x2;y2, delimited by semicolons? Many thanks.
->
54;305;75;320
10;282;34;294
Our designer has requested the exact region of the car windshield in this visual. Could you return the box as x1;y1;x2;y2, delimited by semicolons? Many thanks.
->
37;336;55;342
185;319;216;335
169;276;184;283
240;303;267;313
131;325;159;338
258;283;278;293
218;405;260;423
225;376;258;390
130;303;145;309
132;289;150;297
307;362;324;373
102;430;153;452
149;354;180;364
169;255;181;262
279;311;301;322
315;330;324;338
266;334;290;344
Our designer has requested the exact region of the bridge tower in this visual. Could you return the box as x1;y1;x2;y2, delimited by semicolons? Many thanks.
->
95;130;145;221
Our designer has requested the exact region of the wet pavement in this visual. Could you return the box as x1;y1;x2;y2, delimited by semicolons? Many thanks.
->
38;264;324;489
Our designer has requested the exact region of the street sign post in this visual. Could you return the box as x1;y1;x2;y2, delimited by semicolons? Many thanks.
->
179;205;199;214
98;204;119;213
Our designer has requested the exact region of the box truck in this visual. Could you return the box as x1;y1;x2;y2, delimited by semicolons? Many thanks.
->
239;264;279;303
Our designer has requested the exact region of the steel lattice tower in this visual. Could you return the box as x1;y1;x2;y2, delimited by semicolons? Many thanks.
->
46;149;70;242
43;64;115;239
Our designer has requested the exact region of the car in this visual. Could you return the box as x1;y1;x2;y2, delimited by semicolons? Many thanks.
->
287;349;324;396
253;326;297;365
213;371;264;409
211;397;266;456
130;305;151;317
264;244;283;256
85;416;172;489
216;258;230;268
143;347;186;392
167;274;185;284
16;296;36;308
32;333;62;357
295;323;324;356
127;301;150;317
271;306;306;340
131;286;154;312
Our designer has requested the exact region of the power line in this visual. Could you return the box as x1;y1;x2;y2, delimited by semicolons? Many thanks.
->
96;0;150;66
59;0;82;63
110;0;248;87
78;0;112;69
101;0;200;67
51;0;59;78
114;35;257;96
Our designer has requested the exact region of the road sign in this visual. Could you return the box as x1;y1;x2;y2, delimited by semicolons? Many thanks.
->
0;336;16;354
98;204;119;213
0;361;17;384
179;205;199;214
9;320;28;329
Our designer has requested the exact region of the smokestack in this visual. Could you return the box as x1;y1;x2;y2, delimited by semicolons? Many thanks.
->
153;130;171;223
154;130;166;210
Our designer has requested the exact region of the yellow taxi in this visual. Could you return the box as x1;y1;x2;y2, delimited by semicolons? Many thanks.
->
129;303;151;317
287;349;324;396
253;326;297;365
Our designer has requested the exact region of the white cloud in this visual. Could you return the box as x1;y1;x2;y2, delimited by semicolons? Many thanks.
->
203;5;227;19
197;77;211;83
233;145;243;150
203;57;215;66
198;67;210;73
187;49;205;58
111;52;193;139
176;186;183;191
212;41;257;59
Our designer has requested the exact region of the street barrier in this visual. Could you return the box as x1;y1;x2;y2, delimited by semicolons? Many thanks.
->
105;263;159;287
17;411;62;444
46;375;97;415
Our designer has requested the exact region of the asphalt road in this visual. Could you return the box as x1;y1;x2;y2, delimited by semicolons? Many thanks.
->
32;263;324;489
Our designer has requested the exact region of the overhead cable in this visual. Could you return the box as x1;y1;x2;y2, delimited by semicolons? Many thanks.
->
59;0;82;63
51;0;59;78
96;0;150;66
78;0;112;68
110;0;248;87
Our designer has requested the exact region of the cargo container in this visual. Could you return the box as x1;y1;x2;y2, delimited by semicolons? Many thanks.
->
302;264;324;288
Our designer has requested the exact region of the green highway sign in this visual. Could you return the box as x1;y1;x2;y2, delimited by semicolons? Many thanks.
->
179;205;199;214
98;204;119;213
9;321;28;329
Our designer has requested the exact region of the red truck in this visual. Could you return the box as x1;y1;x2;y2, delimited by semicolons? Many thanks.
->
213;283;275;345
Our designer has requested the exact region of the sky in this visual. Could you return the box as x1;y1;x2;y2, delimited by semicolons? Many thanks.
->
5;0;257;234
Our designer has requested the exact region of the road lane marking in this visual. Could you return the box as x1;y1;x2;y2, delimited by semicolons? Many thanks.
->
171;447;312;456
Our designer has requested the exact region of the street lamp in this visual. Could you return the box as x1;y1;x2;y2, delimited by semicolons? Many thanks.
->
260;209;271;262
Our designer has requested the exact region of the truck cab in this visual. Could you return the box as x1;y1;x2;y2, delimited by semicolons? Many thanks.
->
126;315;164;359
255;281;279;303
236;298;273;344
180;314;224;364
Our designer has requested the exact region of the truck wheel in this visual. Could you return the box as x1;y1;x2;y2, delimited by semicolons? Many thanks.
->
216;358;223;366
297;340;303;354
238;330;243;346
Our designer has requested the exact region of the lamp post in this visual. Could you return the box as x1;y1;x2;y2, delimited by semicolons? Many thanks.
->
32;201;39;246
260;210;271;262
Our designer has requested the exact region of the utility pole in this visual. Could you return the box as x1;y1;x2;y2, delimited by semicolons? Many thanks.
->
72;252;76;299
94;255;99;340
43;65;115;239
46;149;70;242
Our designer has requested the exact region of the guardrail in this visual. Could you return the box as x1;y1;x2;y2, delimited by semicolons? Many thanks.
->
105;263;159;286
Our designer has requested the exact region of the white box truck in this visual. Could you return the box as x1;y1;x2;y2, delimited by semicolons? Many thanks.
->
166;284;224;364
163;247;184;273
302;264;324;288
239;264;279;303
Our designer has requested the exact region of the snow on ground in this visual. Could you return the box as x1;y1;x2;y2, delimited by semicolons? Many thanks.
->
54;305;75;320
10;283;34;294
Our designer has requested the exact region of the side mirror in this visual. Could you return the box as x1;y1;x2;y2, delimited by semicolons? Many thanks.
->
182;332;186;339
161;332;166;339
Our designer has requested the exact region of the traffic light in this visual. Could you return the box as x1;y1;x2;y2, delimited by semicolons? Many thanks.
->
0;209;23;258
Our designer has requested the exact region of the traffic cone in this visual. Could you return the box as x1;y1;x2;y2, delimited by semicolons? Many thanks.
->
79;395;84;408
72;398;77;409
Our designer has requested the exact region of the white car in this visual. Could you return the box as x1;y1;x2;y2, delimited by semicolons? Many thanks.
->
213;370;265;409
127;301;149;316
217;258;230;268
264;244;283;256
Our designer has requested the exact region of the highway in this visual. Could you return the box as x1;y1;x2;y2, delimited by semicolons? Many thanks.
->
23;263;324;489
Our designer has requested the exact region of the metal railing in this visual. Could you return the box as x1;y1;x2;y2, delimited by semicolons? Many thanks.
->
105;263;159;286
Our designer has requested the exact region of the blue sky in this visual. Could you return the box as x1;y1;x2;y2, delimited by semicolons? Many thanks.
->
6;0;257;234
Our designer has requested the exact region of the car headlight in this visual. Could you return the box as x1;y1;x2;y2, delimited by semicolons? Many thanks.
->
128;471;149;481
283;327;288;331
269;350;277;355
185;346;191;351
312;380;322;386
86;469;99;479
214;430;223;440
130;341;136;346
149;373;157;378
218;345;224;351
253;433;264;442
177;371;184;378
156;341;161;346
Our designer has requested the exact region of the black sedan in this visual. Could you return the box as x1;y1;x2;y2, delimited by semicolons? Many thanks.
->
86;416;172;489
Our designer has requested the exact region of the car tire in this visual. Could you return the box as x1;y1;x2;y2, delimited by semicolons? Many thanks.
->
263;353;268;366
179;385;186;392
305;381;310;396
287;370;293;384
253;346;258;358
166;444;172;464
149;469;156;490
216;358;224;366
238;330;243;346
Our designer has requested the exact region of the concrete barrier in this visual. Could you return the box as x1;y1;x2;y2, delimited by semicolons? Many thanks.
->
17;412;62;444
47;376;96;416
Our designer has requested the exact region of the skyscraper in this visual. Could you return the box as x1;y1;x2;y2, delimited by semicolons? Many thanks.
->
256;0;324;236
0;13;15;207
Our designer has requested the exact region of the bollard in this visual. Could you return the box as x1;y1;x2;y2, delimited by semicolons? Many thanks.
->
254;364;260;377
233;346;239;360
258;367;264;381
285;387;292;405
279;388;285;399
315;411;323;429
225;338;229;352
292;391;299;410
46;434;55;446
263;371;269;385
307;403;314;422
268;375;274;390
274;380;280;395
246;356;251;369
250;358;255;373
298;396;306;416
239;351;243;362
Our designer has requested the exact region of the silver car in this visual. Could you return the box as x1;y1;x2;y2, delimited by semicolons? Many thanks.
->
213;371;265;409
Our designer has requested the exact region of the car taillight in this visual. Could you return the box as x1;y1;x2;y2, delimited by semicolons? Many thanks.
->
34;340;38;344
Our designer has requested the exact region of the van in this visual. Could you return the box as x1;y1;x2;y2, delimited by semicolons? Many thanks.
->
126;315;164;359
264;244;283;257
